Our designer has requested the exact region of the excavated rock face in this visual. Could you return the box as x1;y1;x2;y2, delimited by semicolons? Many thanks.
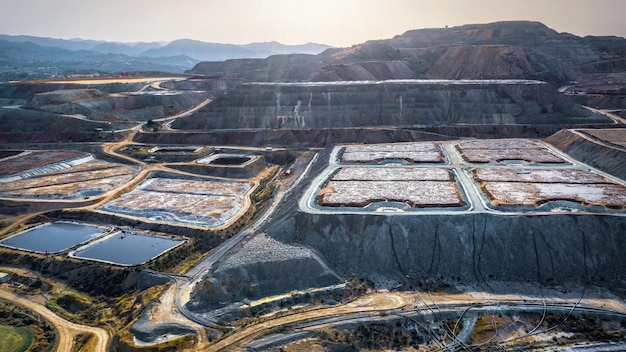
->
172;81;600;130
26;89;113;115
16;84;210;122
105;90;208;121
0;81;147;101
189;54;324;82
425;46;534;79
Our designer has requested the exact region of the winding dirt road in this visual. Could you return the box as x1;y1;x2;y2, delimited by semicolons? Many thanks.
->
205;292;408;351
0;288;110;352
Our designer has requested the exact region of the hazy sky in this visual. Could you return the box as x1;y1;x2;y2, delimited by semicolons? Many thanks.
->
1;0;625;46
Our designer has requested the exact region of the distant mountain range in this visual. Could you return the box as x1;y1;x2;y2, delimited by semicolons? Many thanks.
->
0;35;333;80
4;21;625;86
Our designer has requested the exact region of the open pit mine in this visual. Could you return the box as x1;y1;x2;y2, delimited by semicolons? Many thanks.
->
0;21;625;352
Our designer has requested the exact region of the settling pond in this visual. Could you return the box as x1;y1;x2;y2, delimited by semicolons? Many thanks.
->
0;221;108;253
70;231;185;266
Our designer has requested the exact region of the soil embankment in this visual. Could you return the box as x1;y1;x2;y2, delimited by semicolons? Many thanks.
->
545;129;626;180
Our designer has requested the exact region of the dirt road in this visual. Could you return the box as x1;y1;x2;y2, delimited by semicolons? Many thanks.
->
0;288;110;352
205;292;408;351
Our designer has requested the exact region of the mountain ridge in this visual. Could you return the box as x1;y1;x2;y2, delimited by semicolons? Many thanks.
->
0;34;333;80
189;20;626;85
0;34;332;59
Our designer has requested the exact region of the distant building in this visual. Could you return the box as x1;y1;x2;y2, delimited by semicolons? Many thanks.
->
0;272;9;283
120;71;131;77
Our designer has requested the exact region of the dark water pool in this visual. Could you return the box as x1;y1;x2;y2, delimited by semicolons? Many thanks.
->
0;150;22;159
0;222;108;253
71;231;184;266
209;156;252;165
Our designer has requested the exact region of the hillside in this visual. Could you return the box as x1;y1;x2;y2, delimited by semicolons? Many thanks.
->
189;21;626;86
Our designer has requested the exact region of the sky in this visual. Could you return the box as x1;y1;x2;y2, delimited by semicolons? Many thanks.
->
1;0;625;47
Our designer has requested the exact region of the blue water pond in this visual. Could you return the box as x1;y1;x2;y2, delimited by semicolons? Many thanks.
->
0;222;108;253
71;231;184;266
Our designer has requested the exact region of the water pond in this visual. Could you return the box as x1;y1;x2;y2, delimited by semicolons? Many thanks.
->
0;222;108;253
70;231;184;266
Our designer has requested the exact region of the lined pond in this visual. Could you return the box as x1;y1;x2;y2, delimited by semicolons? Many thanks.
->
0;222;108;253
70;231;185;266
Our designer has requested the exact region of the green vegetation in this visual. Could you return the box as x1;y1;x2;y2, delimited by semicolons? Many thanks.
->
469;312;626;350
470;314;504;344
148;241;194;272
309;312;625;351
250;180;276;222
142;120;162;132
45;286;152;328
114;284;172;348
47;291;96;323
0;301;56;352
267;323;297;335
543;313;625;343
71;333;94;352
343;276;374;300
317;320;425;350
10;274;52;295
0;325;33;352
